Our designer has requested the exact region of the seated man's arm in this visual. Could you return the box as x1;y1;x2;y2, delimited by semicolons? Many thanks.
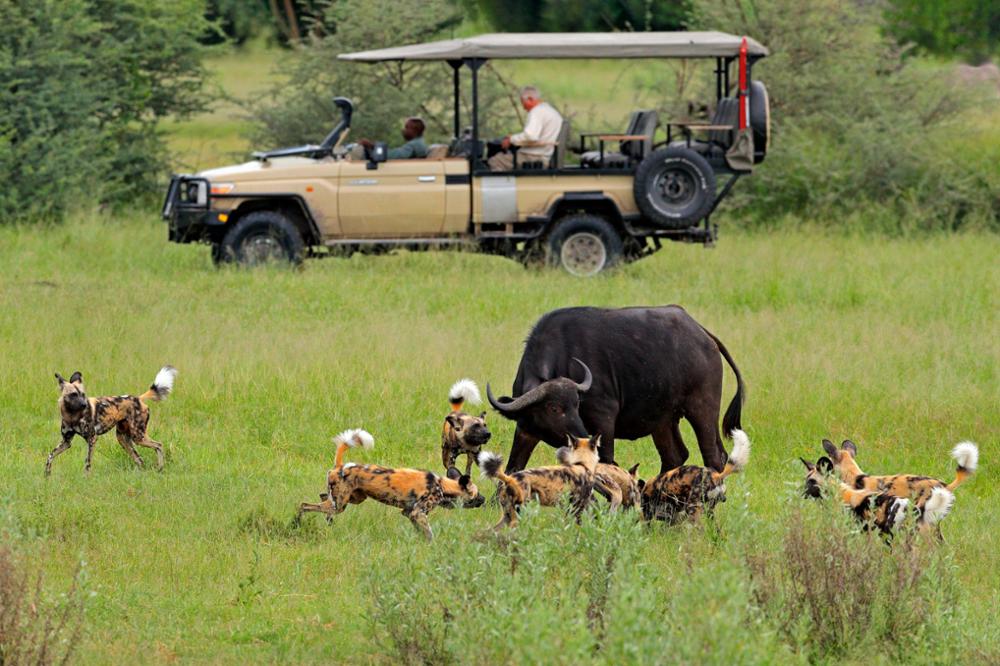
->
510;111;544;146
387;142;416;160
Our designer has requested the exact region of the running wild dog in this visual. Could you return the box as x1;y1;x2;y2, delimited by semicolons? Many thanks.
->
441;379;491;478
478;435;601;530
640;430;751;523
297;429;479;540
820;439;979;536
47;366;177;475
801;456;910;537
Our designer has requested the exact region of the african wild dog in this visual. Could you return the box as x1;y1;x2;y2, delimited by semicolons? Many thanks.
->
296;429;479;540
801;456;910;536
478;435;601;530
640;430;751;523
441;379;491;478
46;366;177;475
596;462;642;510
819;439;979;536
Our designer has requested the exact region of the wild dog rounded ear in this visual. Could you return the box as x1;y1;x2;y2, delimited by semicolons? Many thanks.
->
821;439;840;460
591;434;601;450
479;411;487;420
628;463;640;477
817;456;834;474
55;372;66;385
637;478;646;491
446;466;462;480
445;413;462;430
841;440;858;457
69;371;82;383
459;475;471;490
800;457;816;471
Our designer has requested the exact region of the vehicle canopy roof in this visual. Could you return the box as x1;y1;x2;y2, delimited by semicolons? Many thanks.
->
339;31;768;62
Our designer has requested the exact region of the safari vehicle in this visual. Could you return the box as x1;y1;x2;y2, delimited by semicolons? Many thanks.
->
163;32;769;276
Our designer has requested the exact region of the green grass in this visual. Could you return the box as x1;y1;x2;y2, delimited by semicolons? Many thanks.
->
1;215;998;663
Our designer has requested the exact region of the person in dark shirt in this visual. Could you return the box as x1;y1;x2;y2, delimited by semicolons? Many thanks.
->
357;117;428;159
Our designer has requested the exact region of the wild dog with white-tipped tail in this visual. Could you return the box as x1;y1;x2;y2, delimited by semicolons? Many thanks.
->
819;438;979;539
296;429;480;540
639;429;751;523
440;379;492;479
46;366;177;475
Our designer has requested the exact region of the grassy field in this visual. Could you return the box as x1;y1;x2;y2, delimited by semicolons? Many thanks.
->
1;214;997;663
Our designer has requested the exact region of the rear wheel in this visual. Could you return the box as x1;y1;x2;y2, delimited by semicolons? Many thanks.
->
634;147;716;228
545;213;623;277
217;210;305;267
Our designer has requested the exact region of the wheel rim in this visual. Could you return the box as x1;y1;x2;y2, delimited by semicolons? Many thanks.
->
651;166;697;213
240;232;286;265
560;232;607;277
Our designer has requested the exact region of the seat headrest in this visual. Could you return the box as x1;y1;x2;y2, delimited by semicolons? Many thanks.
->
426;144;449;160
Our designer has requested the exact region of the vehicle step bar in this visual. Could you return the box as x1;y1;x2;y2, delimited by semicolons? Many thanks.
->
323;237;475;247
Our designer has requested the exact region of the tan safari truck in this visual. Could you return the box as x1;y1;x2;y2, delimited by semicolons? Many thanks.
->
162;32;769;276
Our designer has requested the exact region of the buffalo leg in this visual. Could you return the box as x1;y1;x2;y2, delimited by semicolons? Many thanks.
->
687;410;727;473
505;426;540;473
652;418;689;474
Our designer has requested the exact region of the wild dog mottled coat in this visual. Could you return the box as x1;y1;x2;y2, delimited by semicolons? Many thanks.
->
640;430;750;523
478;436;601;530
440;379;491;478
46;366;177;474
820;439;978;535
297;429;479;540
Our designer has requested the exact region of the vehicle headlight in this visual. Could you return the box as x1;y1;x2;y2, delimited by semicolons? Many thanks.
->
210;182;235;195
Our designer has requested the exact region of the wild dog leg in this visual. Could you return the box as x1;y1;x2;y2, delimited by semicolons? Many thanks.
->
593;476;623;512
45;431;74;476
115;429;145;468
136;435;165;471
404;507;434;540
84;436;98;473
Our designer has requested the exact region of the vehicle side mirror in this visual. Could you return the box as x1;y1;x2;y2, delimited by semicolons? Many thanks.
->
367;141;388;169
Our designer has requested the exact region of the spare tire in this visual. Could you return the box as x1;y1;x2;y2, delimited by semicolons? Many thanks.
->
749;80;770;164
633;147;717;228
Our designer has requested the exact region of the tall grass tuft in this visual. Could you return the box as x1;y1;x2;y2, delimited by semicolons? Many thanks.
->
746;501;966;661
0;547;85;666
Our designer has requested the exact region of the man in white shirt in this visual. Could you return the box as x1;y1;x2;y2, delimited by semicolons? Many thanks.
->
488;86;564;171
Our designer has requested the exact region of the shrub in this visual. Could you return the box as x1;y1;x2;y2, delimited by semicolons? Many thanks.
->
691;0;998;232
0;547;85;665
0;0;209;223
745;501;966;661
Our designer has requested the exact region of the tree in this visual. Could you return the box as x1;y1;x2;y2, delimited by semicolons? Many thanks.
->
0;0;210;223
251;0;518;149
473;0;690;32
885;0;1000;65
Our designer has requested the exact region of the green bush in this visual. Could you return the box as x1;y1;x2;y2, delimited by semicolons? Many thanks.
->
250;0;518;150
0;0;209;223
692;0;998;232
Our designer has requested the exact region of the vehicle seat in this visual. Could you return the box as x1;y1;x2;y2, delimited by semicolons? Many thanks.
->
549;119;571;169
580;110;658;168
425;144;449;160
669;98;738;157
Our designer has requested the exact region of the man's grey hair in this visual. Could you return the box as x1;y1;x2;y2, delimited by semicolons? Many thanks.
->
519;85;541;100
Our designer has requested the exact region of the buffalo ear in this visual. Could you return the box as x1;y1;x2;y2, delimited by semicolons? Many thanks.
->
55;372;66;386
817;456;834;474
800;457;816;472
841;440;858;457
446;466;461;480
628;463;640;477
69;371;83;383
821;439;840;461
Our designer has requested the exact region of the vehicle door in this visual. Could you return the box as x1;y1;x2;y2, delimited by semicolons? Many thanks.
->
338;159;447;236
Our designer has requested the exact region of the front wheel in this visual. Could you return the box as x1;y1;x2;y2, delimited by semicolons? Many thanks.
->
217;210;305;267
545;214;624;277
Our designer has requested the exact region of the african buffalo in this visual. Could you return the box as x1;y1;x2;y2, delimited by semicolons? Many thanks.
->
486;306;745;474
